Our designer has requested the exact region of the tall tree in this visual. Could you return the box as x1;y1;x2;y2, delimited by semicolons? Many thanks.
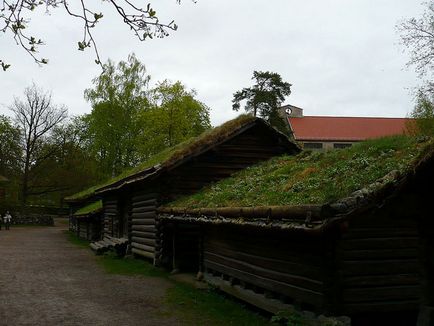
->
0;115;21;177
10;83;68;206
398;1;434;95
1;0;188;70
407;90;434;136
232;71;292;132
83;54;151;176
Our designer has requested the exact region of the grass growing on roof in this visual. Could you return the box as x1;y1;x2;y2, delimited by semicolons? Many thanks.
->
169;135;431;208
73;200;102;216
65;114;257;201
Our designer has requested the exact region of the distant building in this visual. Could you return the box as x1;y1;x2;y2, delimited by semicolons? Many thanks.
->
280;105;410;150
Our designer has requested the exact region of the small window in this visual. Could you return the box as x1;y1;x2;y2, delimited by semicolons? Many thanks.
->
303;142;323;149
333;143;352;149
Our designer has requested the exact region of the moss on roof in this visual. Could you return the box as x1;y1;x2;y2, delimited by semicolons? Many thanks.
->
65;114;260;201
73;200;102;216
168;135;432;208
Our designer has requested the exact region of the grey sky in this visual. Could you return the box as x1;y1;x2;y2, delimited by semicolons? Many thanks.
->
0;1;424;126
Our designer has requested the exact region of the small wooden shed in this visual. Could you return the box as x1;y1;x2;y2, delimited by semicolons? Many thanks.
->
69;200;103;241
158;141;434;324
93;116;300;262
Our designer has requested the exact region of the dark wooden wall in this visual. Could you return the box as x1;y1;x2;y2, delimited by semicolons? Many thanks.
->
336;213;420;316
202;225;327;311
73;215;102;241
103;197;118;237
130;192;158;261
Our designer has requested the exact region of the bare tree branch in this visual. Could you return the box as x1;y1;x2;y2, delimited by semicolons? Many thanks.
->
1;0;187;69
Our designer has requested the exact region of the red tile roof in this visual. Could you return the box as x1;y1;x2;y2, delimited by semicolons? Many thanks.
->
288;116;410;141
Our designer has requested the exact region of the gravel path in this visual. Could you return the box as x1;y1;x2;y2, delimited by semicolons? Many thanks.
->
0;222;178;326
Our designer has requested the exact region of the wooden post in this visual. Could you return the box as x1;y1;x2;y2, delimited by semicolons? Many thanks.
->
418;217;434;326
171;222;179;273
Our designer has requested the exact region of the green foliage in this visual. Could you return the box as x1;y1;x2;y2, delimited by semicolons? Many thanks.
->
170;135;429;208
83;53;151;176
138;80;211;156
0;115;21;177
233;71;291;132
408;90;434;136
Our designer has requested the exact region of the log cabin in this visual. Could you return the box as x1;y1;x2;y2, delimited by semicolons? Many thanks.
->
158;137;434;325
66;115;300;261
69;200;103;241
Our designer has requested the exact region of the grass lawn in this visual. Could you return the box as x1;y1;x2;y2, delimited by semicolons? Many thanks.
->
66;231;274;326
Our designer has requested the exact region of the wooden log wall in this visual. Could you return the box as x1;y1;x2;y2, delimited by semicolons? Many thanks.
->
203;225;326;311
103;198;118;237
130;192;158;261
337;216;420;315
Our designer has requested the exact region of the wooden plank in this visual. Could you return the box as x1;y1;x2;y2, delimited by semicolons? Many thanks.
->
132;218;155;225
131;231;156;239
132;225;156;232
131;212;156;219
341;259;419;276
343;300;419;314
342;274;419;287
132;193;158;202
204;251;323;292
343;285;420;303
205;243;323;279
342;228;417;239
132;242;155;252
131;236;155;246
131;206;156;214
204;260;323;306
132;199;157;208
339;237;418;250
341;248;418;260
132;248;154;259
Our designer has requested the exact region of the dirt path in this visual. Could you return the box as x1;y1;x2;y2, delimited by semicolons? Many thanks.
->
0;222;178;326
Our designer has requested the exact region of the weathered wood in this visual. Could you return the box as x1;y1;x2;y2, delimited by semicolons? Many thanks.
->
132;225;156;232
131;231;156;238
342;274;419;287
342;285;420;303
131;206;156;214
132;212;156;219
132;218;155;225
204;260;323;306
204;251;323;292
338;237;418;250
132;242;154;252
132;248;154;259
343;300;419;314
341;259;419;276
132;193;158;202
131;236;155;246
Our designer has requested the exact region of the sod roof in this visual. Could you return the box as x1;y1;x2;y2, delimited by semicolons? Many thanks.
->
166;135;433;209
73;200;103;217
65;115;298;202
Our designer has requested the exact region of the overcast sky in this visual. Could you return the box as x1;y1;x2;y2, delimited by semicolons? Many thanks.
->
0;1;425;126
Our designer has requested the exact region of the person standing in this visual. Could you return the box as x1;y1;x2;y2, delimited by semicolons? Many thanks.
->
3;211;11;230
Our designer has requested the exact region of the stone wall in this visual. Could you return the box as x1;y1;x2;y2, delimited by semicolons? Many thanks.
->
8;213;55;226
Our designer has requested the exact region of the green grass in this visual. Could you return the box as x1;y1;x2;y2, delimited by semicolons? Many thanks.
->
73;200;102;216
65;114;257;202
165;282;273;326
169;135;432;208
96;252;167;277
64;230;90;248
